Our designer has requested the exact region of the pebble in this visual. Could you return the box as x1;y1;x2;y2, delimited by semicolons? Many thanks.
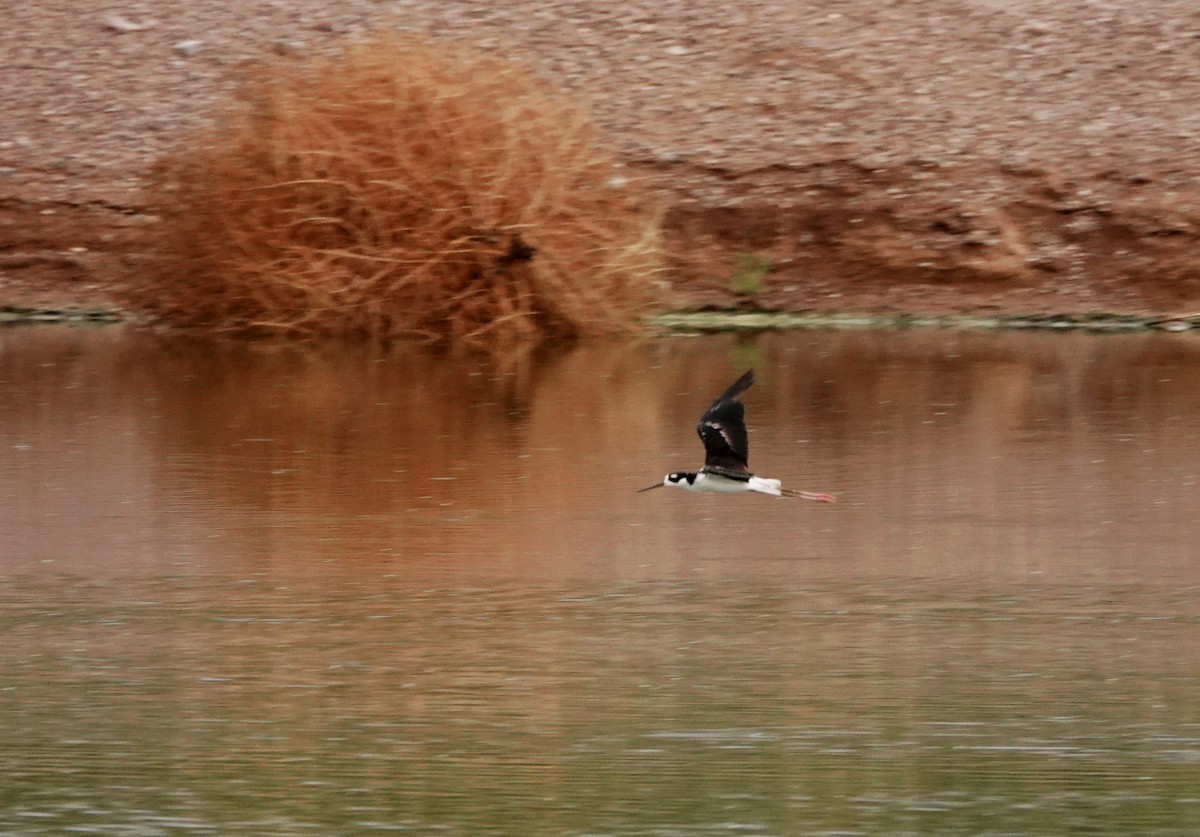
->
272;40;307;57
172;40;204;57
101;14;152;33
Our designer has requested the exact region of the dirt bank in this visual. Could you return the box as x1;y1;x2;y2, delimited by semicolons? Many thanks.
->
5;1;1200;320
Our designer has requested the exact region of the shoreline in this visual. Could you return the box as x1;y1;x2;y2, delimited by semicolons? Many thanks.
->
6;303;1198;338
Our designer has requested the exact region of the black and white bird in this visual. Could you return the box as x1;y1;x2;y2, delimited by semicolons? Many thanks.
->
637;369;836;501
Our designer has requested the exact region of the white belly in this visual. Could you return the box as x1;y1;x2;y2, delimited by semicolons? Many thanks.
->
687;472;783;496
689;472;753;493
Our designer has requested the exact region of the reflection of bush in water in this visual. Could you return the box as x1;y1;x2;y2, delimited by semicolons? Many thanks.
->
139;341;661;518
137;34;663;346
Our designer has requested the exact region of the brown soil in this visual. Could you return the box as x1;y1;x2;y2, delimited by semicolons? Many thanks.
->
5;1;1200;320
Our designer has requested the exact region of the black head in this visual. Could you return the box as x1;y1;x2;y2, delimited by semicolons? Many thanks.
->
637;472;697;492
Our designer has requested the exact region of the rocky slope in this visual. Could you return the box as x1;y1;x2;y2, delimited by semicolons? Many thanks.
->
5;0;1200;318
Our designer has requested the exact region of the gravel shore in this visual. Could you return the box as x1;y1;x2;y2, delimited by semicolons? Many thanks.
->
5;0;1200;317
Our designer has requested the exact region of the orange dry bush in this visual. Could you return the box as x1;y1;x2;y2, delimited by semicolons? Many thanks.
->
138;35;663;344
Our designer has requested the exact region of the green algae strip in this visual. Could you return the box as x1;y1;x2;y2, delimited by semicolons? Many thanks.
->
650;310;1199;334
3;304;1198;334
0;305;130;325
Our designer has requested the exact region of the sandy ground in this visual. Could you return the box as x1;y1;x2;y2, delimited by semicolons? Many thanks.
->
5;0;1200;318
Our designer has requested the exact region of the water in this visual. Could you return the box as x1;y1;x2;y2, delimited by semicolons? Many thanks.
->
2;326;1199;835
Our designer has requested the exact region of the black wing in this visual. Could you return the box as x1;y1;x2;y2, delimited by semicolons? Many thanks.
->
695;369;754;472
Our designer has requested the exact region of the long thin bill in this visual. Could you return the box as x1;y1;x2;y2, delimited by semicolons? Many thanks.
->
781;488;837;503
636;482;664;493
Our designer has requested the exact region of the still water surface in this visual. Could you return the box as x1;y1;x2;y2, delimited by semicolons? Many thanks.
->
2;326;1199;835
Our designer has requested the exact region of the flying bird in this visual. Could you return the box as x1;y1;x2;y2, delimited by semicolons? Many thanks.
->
637;369;836;501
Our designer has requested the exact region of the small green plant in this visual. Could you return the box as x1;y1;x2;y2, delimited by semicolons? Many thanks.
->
731;253;772;296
